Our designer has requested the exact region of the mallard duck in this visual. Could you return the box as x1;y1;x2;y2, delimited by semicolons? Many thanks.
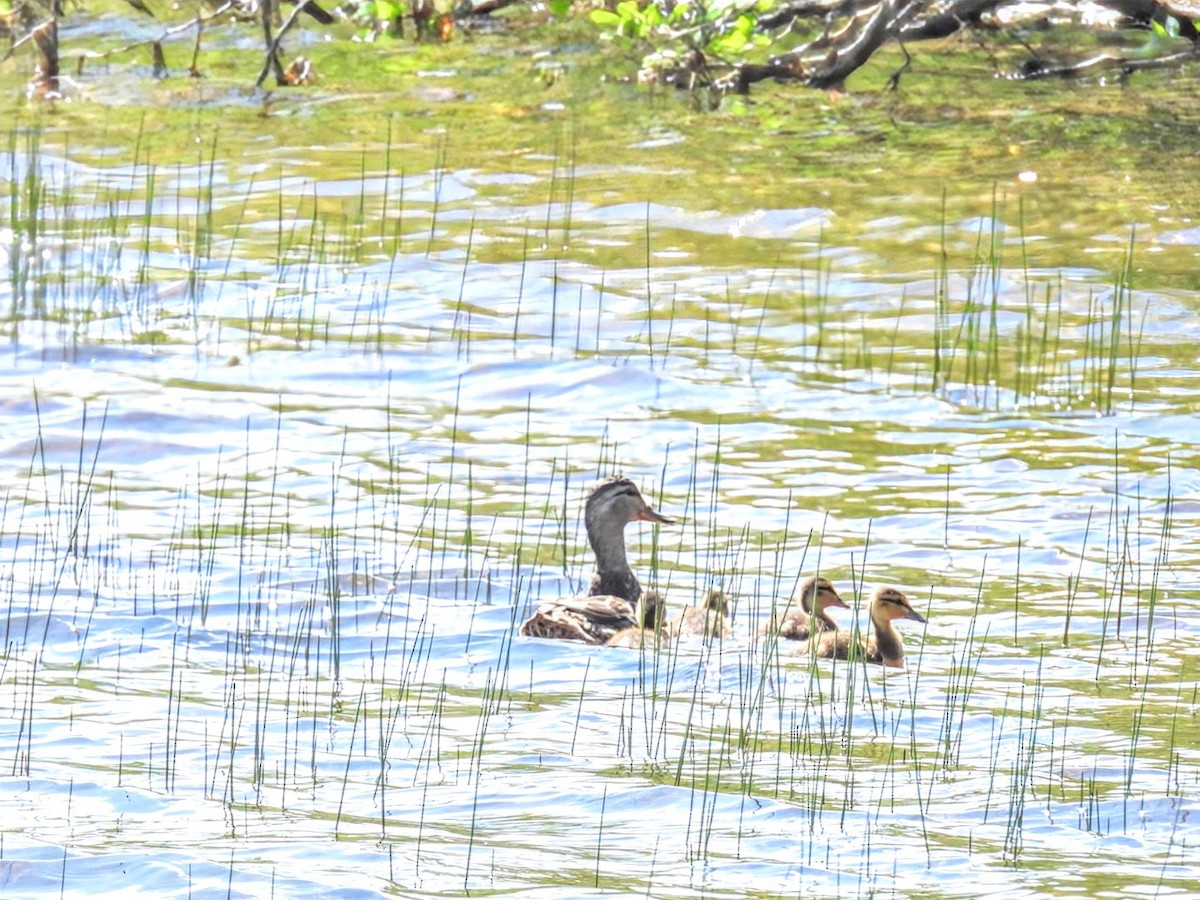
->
814;585;926;668
606;590;669;649
582;477;674;602
672;587;732;640
519;477;673;644
760;575;848;642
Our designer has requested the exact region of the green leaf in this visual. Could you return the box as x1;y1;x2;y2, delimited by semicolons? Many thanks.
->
589;8;622;26
711;30;748;53
547;0;571;16
615;0;640;18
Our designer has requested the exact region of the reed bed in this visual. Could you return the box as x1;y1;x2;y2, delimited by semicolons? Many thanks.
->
2;127;1160;418
0;123;1196;896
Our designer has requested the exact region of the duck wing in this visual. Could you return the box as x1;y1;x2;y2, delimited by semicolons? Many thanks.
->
519;594;637;644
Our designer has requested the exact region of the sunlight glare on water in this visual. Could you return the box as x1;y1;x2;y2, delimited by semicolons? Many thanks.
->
0;100;1198;900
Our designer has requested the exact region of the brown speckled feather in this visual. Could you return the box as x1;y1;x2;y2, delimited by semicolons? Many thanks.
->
520;594;637;644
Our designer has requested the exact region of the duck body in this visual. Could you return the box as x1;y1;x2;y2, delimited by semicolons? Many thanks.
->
763;575;848;642
672;587;732;640
814;586;925;668
522;594;638;644
519;478;673;645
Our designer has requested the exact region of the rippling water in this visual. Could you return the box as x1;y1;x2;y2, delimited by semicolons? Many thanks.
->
1;105;1198;898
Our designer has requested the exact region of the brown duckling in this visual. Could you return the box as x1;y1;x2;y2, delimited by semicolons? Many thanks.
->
814;585;925;668
606;590;669;649
761;575;848;642
671;587;732;640
519;477;674;644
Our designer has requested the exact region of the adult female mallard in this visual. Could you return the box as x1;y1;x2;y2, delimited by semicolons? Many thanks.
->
519;477;673;644
761;575;848;642
813;585;925;668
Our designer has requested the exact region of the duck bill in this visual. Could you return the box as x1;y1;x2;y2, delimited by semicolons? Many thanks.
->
905;609;927;623
636;507;675;525
827;594;851;610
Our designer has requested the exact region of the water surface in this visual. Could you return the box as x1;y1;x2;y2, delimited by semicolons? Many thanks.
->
1;18;1199;897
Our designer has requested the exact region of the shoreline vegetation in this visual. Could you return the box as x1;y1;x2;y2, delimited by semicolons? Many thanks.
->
5;0;1199;101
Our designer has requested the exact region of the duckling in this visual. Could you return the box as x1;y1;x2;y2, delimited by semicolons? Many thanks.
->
814;586;925;668
760;575;848;642
519;477;674;644
671;587;732;640
606;590;669;649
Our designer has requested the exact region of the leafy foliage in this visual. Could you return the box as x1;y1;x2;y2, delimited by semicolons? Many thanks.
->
591;0;773;58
